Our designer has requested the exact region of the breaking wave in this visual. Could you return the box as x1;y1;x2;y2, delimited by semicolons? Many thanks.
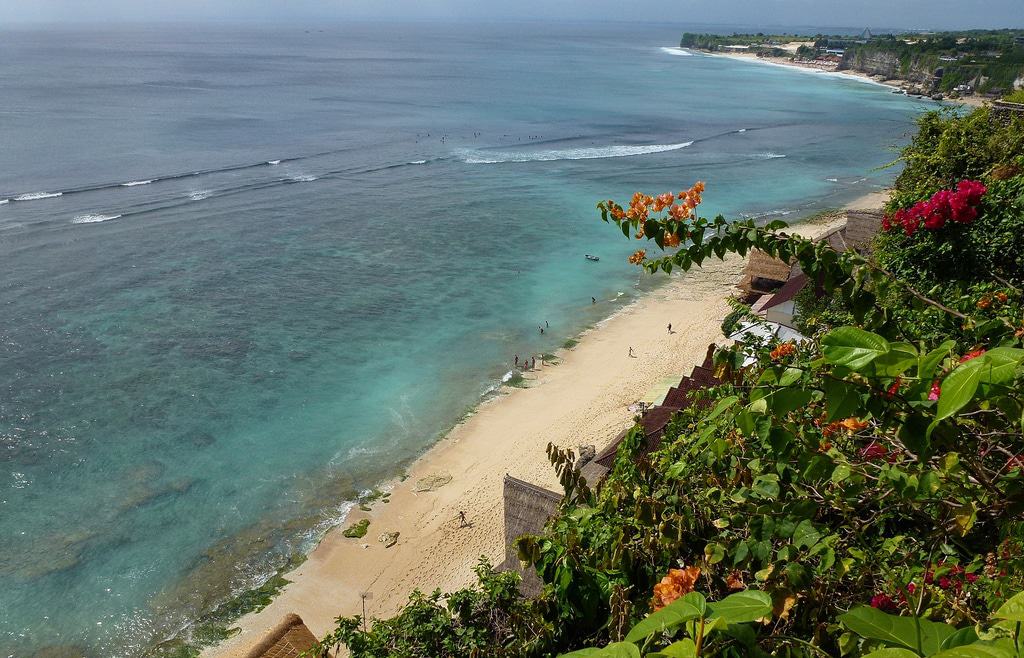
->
753;152;787;159
0;199;8;205
72;213;122;224
14;192;63;201
408;160;427;165
188;190;212;201
290;174;317;182
267;160;281;165
659;47;694;57
459;141;694;164
120;180;153;187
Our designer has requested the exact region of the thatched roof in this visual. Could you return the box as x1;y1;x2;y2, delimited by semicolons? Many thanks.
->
843;210;884;252
500;475;562;596
738;249;794;293
240;613;326;658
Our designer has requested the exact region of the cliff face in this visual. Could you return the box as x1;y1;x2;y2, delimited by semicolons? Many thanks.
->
840;49;937;85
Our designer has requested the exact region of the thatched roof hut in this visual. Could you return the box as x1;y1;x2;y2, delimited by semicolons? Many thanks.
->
240;613;327;658
737;249;794;294
843;210;884;253
500;475;562;596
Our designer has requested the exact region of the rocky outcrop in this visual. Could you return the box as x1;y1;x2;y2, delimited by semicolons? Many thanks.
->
840;49;938;87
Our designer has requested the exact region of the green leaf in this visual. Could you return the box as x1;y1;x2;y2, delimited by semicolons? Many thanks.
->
822;378;861;422
706;396;739;421
648;639;697;658
938;626;979;649
872;343;919;377
751;474;780;500
601;643;642;658
918;341;955;383
993;591;1024;622
706;590;773;623
936;359;984;420
705;542;726;564
979;347;1024;386
930;645;1016;658
792;519;822;549
624;592;705;643
839;606;957;654
559;650;604;658
862;650;920;658
822;327;891;371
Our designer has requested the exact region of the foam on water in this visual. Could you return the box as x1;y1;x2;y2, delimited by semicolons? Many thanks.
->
290;174;317;182
753;152;787;159
121;180;154;187
188;190;212;201
459;141;694;164
0;198;8;205
408;160;427;164
659;47;694;57
72;213;122;224
267;160;281;165
13;191;63;201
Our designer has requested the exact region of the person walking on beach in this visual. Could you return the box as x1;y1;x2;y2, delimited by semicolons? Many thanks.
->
667;323;672;334
531;356;536;369
629;346;635;358
458;511;469;528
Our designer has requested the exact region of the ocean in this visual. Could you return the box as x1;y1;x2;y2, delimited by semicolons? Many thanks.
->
0;21;931;656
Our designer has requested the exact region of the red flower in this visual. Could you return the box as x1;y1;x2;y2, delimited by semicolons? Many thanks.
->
883;180;987;234
938;576;951;589
860;441;889;461
966;573;979;584
929;380;941;401
959;349;986;363
870;593;897;611
906;582;917;594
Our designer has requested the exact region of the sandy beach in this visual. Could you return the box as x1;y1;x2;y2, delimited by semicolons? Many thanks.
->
706;49;988;107
207;191;885;657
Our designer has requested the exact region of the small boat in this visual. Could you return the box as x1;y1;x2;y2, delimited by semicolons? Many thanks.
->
585;254;600;262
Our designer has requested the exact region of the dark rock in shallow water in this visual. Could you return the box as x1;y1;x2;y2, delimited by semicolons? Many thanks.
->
182;430;216;447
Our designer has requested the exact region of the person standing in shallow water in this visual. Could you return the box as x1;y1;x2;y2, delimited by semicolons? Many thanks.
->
514;354;519;367
592;297;597;304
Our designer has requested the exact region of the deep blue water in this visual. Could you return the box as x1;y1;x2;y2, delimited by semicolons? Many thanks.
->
0;21;931;657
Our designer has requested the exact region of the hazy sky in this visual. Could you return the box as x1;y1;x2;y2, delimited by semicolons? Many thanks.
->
0;0;1020;30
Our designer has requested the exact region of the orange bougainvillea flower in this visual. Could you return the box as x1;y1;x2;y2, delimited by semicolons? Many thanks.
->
840;417;869;433
693;180;706;194
726;570;746;590
995;292;1008;303
669;203;691;220
628;249;647;265
653;192;674;212
610;205;625;220
770;342;797;361
651;566;701;611
977;295;992;309
664;232;681;248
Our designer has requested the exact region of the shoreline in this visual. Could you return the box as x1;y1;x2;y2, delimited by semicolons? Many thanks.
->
694;48;988;108
205;189;887;657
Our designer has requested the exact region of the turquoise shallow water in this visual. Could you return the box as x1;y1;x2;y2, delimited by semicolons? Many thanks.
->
0;21;932;656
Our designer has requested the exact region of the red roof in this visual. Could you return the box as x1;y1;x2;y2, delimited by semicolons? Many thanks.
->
761;273;808;311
